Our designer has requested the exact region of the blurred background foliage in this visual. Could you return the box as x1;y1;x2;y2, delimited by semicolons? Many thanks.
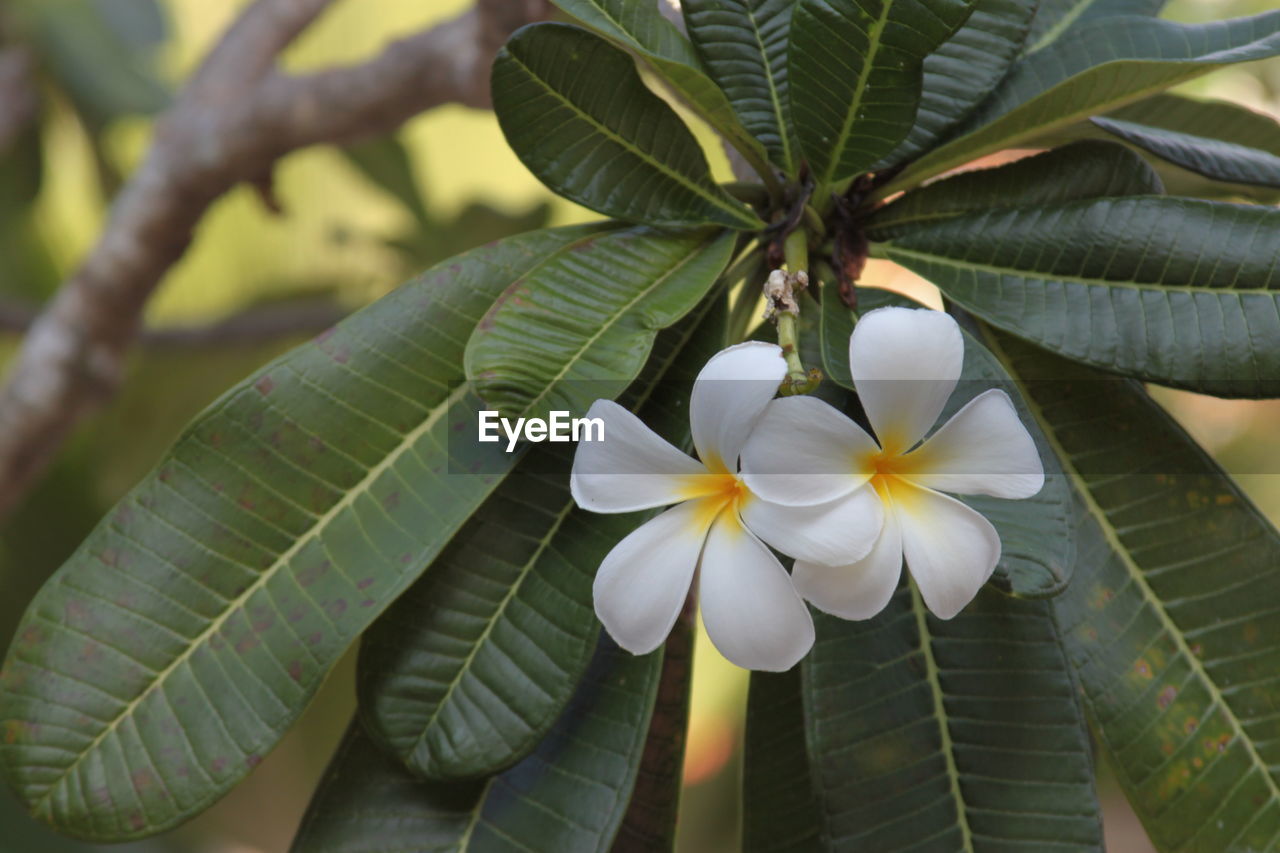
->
0;0;1276;850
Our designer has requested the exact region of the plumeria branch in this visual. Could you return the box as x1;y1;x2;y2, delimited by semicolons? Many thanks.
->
0;48;38;153
0;298;348;347
0;0;552;519
770;229;821;395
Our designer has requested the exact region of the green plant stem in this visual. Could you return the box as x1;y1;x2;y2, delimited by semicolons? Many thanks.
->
777;229;817;393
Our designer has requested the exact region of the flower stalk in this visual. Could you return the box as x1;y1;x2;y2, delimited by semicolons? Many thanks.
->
771;228;821;395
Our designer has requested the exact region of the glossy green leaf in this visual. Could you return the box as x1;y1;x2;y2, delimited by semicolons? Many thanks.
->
291;637;663;852
549;0;777;181
0;225;627;841
818;286;1075;598
789;0;974;189
355;453;606;780
867;140;1164;240
1091;93;1280;192
802;586;1102;850
682;0;798;172
465;226;735;422
890;11;1280;195
743;669;821;853
491;23;763;229
879;0;1039;166
876;196;1280;397
983;331;1280;852
359;296;724;781
1025;0;1167;52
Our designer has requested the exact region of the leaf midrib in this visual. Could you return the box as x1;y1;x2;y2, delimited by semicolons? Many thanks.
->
815;0;894;190
510;232;723;420
567;0;685;65
406;498;579;764
882;241;1277;295
984;330;1280;815
456;776;499;850
410;290;714;770
30;382;475;814
563;2;766;161
910;580;976;853
886;59;1217;196
505;50;758;227
744;0;794;171
1026;0;1095;53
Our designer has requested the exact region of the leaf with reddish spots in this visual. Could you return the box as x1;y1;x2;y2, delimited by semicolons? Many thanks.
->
0;225;615;841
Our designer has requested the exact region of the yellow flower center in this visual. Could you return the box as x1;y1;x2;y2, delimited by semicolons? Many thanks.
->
679;470;751;531
864;448;921;509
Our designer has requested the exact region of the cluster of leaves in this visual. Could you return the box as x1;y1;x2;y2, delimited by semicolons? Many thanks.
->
2;0;1280;850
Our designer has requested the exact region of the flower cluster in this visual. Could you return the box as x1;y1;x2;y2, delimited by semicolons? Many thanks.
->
570;307;1044;671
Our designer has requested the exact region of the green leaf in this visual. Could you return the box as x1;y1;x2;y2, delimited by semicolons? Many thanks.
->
358;294;725;781
354;452;606;780
341;135;430;225
465;226;735;422
88;0;167;51
682;0;799;173
867;140;1164;240
550;0;778;181
890;11;1280;194
879;0;1040;166
742;669;821;853
291;725;483;853
818;286;1075;598
291;637;663;852
0;224;622;841
877;196;1280;397
983;331;1280;852
0;121;59;302
1090;93;1280;193
1026;0;1167;52
491;23;764;229
816;283;857;390
15;0;169;125
802;586;1102;850
789;0;974;189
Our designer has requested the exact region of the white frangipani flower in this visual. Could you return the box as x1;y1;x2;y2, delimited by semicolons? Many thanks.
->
571;342;883;672
740;307;1045;621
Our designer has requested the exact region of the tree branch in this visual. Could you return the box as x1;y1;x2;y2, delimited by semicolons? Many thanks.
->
0;0;552;518
0;48;37;153
0;299;348;347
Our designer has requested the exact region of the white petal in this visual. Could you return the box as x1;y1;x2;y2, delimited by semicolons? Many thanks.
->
904;390;1045;499
739;396;877;506
740;486;883;567
849;307;963;453
690;342;788;471
792;508;903;620
592;501;708;655
571;399;707;513
895;482;1001;620
698;514;814;671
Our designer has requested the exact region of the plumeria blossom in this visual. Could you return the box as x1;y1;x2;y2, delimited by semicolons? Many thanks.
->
741;307;1045;620
570;342;883;671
